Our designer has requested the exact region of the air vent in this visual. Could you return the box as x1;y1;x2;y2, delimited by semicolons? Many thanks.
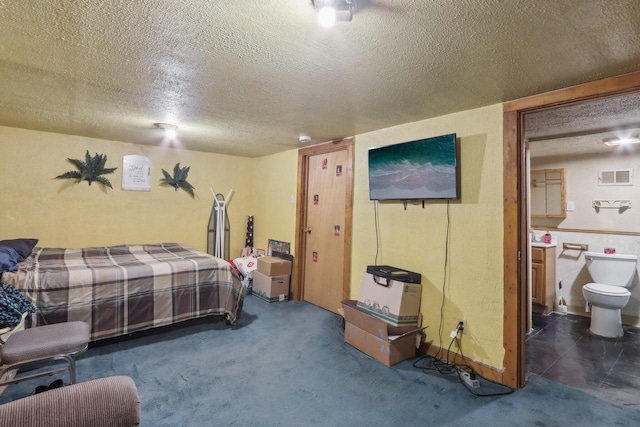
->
598;168;633;186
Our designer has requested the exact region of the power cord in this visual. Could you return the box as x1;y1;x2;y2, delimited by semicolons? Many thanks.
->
413;323;515;397
436;200;451;359
373;200;380;265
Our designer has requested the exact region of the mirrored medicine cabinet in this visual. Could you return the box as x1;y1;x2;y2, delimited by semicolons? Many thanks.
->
530;168;566;218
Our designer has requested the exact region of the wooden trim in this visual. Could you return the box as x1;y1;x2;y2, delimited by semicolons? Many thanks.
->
293;150;308;301
531;227;640;237
342;142;354;301
504;71;640;112
293;138;354;303
502;109;522;389
502;70;640;389
420;342;506;385
298;137;354;157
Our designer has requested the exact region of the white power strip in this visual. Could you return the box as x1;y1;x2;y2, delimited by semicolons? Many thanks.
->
460;371;480;388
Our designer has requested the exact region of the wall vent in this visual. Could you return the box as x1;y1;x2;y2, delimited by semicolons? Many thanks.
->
598;168;633;186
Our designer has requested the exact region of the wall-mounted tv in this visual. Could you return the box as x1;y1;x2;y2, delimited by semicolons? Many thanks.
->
368;133;459;200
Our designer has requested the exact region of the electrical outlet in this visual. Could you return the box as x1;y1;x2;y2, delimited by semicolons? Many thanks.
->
457;319;466;334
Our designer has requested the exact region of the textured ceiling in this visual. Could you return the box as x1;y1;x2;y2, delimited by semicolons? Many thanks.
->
1;0;640;157
526;92;640;158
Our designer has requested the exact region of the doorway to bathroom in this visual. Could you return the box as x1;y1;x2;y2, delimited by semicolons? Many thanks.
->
523;90;640;329
502;71;640;389
521;89;640;406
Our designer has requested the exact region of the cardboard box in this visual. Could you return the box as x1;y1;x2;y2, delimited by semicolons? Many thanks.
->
252;271;289;303
342;300;421;367
357;272;421;326
257;256;292;276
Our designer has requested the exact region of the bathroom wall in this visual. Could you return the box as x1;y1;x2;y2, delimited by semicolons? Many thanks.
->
530;144;640;326
531;149;640;232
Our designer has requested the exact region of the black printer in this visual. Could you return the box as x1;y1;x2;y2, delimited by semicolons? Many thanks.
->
366;265;421;285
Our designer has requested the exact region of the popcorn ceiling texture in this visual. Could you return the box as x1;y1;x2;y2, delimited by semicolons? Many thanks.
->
525;93;640;158
0;0;639;157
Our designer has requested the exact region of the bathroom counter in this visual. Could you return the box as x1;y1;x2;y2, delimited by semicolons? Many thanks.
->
531;242;557;248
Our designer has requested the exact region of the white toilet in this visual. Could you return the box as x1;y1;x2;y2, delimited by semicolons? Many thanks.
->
583;251;638;337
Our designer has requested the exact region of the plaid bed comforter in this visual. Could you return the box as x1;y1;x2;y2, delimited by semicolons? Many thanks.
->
0;243;244;341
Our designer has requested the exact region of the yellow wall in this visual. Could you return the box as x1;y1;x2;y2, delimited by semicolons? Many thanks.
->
0;126;252;255
350;104;505;367
249;150;299;253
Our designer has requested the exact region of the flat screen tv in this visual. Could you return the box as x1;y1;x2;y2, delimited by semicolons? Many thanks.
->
368;133;459;200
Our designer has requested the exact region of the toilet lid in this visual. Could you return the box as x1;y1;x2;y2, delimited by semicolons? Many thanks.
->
584;283;631;296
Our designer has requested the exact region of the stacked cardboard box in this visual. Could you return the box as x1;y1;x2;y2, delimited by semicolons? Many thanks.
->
342;300;422;367
252;256;292;303
342;270;423;366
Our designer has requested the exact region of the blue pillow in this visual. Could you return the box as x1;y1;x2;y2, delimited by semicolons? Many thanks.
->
0;246;21;272
0;238;38;261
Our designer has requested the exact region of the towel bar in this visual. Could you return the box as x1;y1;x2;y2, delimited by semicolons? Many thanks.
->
563;242;588;251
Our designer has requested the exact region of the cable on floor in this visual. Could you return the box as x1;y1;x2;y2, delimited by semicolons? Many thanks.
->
412;329;515;397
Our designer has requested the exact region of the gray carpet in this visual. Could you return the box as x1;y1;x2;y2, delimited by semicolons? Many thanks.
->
2;297;640;426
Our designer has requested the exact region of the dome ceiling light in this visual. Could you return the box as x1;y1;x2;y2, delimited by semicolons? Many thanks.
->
154;122;178;139
603;136;640;146
313;0;355;27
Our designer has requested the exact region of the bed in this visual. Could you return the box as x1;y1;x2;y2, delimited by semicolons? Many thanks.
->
0;242;244;341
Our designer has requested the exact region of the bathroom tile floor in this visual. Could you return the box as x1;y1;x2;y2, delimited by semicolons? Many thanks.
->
526;312;640;409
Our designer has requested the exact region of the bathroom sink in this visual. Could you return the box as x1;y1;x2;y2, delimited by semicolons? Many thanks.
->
531;242;556;248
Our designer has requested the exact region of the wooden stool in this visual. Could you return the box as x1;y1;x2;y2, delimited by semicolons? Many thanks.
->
0;321;90;393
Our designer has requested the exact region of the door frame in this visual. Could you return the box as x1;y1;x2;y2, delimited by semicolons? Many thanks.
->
293;137;354;302
502;71;640;388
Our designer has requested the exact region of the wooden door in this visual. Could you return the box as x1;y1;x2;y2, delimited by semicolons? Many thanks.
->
302;149;348;313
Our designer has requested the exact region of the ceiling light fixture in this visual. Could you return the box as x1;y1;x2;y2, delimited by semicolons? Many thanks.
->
154;122;178;139
603;136;640;146
313;0;355;27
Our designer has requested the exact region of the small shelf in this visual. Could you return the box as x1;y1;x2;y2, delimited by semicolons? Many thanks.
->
592;200;631;209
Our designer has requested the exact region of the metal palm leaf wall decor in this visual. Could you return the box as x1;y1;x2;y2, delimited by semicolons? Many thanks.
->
55;150;118;189
160;163;195;197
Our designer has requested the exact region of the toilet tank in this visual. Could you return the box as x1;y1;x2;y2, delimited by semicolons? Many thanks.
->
584;251;638;287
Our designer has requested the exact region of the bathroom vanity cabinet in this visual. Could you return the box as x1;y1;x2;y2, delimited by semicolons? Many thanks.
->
531;245;556;314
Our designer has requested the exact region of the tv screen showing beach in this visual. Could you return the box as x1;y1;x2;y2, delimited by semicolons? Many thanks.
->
368;134;459;200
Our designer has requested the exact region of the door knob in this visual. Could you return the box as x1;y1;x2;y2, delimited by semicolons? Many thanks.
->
304;227;312;233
